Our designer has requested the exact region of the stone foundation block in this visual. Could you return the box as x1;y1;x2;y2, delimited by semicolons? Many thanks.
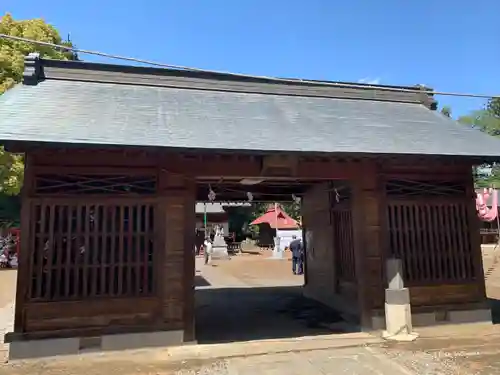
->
8;329;185;360
101;330;184;351
448;309;492;324
412;313;437;326
371;316;385;330
9;337;80;360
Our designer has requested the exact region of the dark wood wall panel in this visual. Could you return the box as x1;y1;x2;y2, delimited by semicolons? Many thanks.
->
28;200;156;301
387;201;475;285
386;178;478;288
24;297;160;333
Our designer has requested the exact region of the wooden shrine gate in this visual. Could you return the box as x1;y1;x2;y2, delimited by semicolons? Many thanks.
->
5;149;491;359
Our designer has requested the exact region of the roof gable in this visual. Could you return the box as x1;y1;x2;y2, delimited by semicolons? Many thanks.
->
250;205;299;229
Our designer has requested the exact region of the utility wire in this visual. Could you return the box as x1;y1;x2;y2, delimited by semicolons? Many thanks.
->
1;33;499;100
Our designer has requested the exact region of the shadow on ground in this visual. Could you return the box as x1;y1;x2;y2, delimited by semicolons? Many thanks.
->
240;249;263;255
195;275;211;287
195;285;356;344
489;298;500;323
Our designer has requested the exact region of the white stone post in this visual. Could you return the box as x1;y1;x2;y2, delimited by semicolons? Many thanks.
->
210;225;230;260
382;258;419;341
270;235;284;259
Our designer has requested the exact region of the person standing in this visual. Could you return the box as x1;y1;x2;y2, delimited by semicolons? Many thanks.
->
204;237;213;265
195;229;204;256
289;235;303;275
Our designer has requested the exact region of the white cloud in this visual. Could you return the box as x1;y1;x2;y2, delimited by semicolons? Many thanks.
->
358;77;381;85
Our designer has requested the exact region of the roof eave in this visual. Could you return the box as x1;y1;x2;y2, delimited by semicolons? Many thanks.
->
5;140;500;164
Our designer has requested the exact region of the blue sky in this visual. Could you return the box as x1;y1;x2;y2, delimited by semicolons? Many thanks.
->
3;0;499;116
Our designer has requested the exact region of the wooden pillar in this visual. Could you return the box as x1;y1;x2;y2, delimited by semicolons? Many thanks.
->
158;170;196;339
301;219;308;287
465;171;487;299
301;183;335;303
182;180;196;342
160;194;185;329
350;161;386;328
13;153;34;333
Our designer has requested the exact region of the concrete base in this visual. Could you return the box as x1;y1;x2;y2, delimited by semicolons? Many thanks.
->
210;246;230;260
101;330;184;351
371;308;493;330
382;331;419;342
210;235;229;260
383;288;418;340
268;250;285;259
9;337;80;360
8;329;184;361
448;308;492;324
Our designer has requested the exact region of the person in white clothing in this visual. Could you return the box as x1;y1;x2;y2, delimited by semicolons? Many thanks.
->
204;237;213;265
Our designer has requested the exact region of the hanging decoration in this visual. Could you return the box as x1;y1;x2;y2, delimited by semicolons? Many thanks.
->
246;192;253;202
334;188;340;203
476;188;498;222
477;188;500;274
208;185;216;202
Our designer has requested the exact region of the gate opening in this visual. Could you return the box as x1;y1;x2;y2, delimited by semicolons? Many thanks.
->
193;179;357;344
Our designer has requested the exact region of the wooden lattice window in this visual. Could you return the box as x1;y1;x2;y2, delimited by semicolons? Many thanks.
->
29;202;156;301
386;179;466;198
332;208;356;281
35;174;157;195
387;202;475;284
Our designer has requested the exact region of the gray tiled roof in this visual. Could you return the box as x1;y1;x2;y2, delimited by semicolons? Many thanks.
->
1;57;500;158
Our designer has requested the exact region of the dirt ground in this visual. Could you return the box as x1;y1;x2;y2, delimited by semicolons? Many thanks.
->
208;246;304;285
0;269;16;309
195;249;347;345
3;247;500;374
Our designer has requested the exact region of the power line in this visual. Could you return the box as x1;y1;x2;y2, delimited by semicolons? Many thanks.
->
1;33;499;100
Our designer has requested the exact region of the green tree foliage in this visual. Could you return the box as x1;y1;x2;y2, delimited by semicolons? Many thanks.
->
458;110;500;136
0;13;76;195
487;98;500;117
0;194;20;226
457;96;500;136
280;202;301;220
456;97;500;188
440;106;452;117
475;164;500;188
